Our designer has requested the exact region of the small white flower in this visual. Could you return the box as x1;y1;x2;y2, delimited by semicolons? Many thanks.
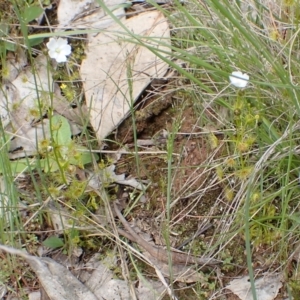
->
46;37;71;63
229;71;249;88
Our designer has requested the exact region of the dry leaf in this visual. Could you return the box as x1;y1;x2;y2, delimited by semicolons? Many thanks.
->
0;244;98;300
57;0;126;30
143;251;205;283
10;55;52;125
28;291;41;300
53;83;88;127
0;54;51;133
88;165;145;190
226;273;283;300
8;119;51;157
57;0;96;28
81;253;166;300
4;49;28;82
80;10;170;142
0;282;7;298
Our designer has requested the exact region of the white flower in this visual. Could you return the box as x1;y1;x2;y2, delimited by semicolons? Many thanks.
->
46;38;71;63
229;71;249;88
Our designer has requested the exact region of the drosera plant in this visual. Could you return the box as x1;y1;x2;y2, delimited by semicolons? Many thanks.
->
0;0;101;286
0;3;96;177
40;114;95;177
1;114;96;180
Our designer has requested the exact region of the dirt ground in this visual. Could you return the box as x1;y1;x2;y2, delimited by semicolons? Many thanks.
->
105;75;288;299
104;77;243;298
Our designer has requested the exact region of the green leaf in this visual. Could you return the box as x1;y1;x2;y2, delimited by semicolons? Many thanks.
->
3;41;16;52
42;236;64;249
51;115;72;146
51;115;72;162
81;151;98;165
23;5;44;24
69;146;98;167
0;23;9;37
39;158;60;173
289;213;300;224
10;159;35;174
28;37;44;47
0;158;37;175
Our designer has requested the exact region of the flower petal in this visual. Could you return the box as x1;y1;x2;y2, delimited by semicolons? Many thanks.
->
55;53;67;63
229;71;249;88
48;50;58;59
46;38;57;50
60;44;71;56
46;37;71;62
56;37;68;47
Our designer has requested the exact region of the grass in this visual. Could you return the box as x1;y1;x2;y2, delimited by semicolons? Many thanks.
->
1;0;300;298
